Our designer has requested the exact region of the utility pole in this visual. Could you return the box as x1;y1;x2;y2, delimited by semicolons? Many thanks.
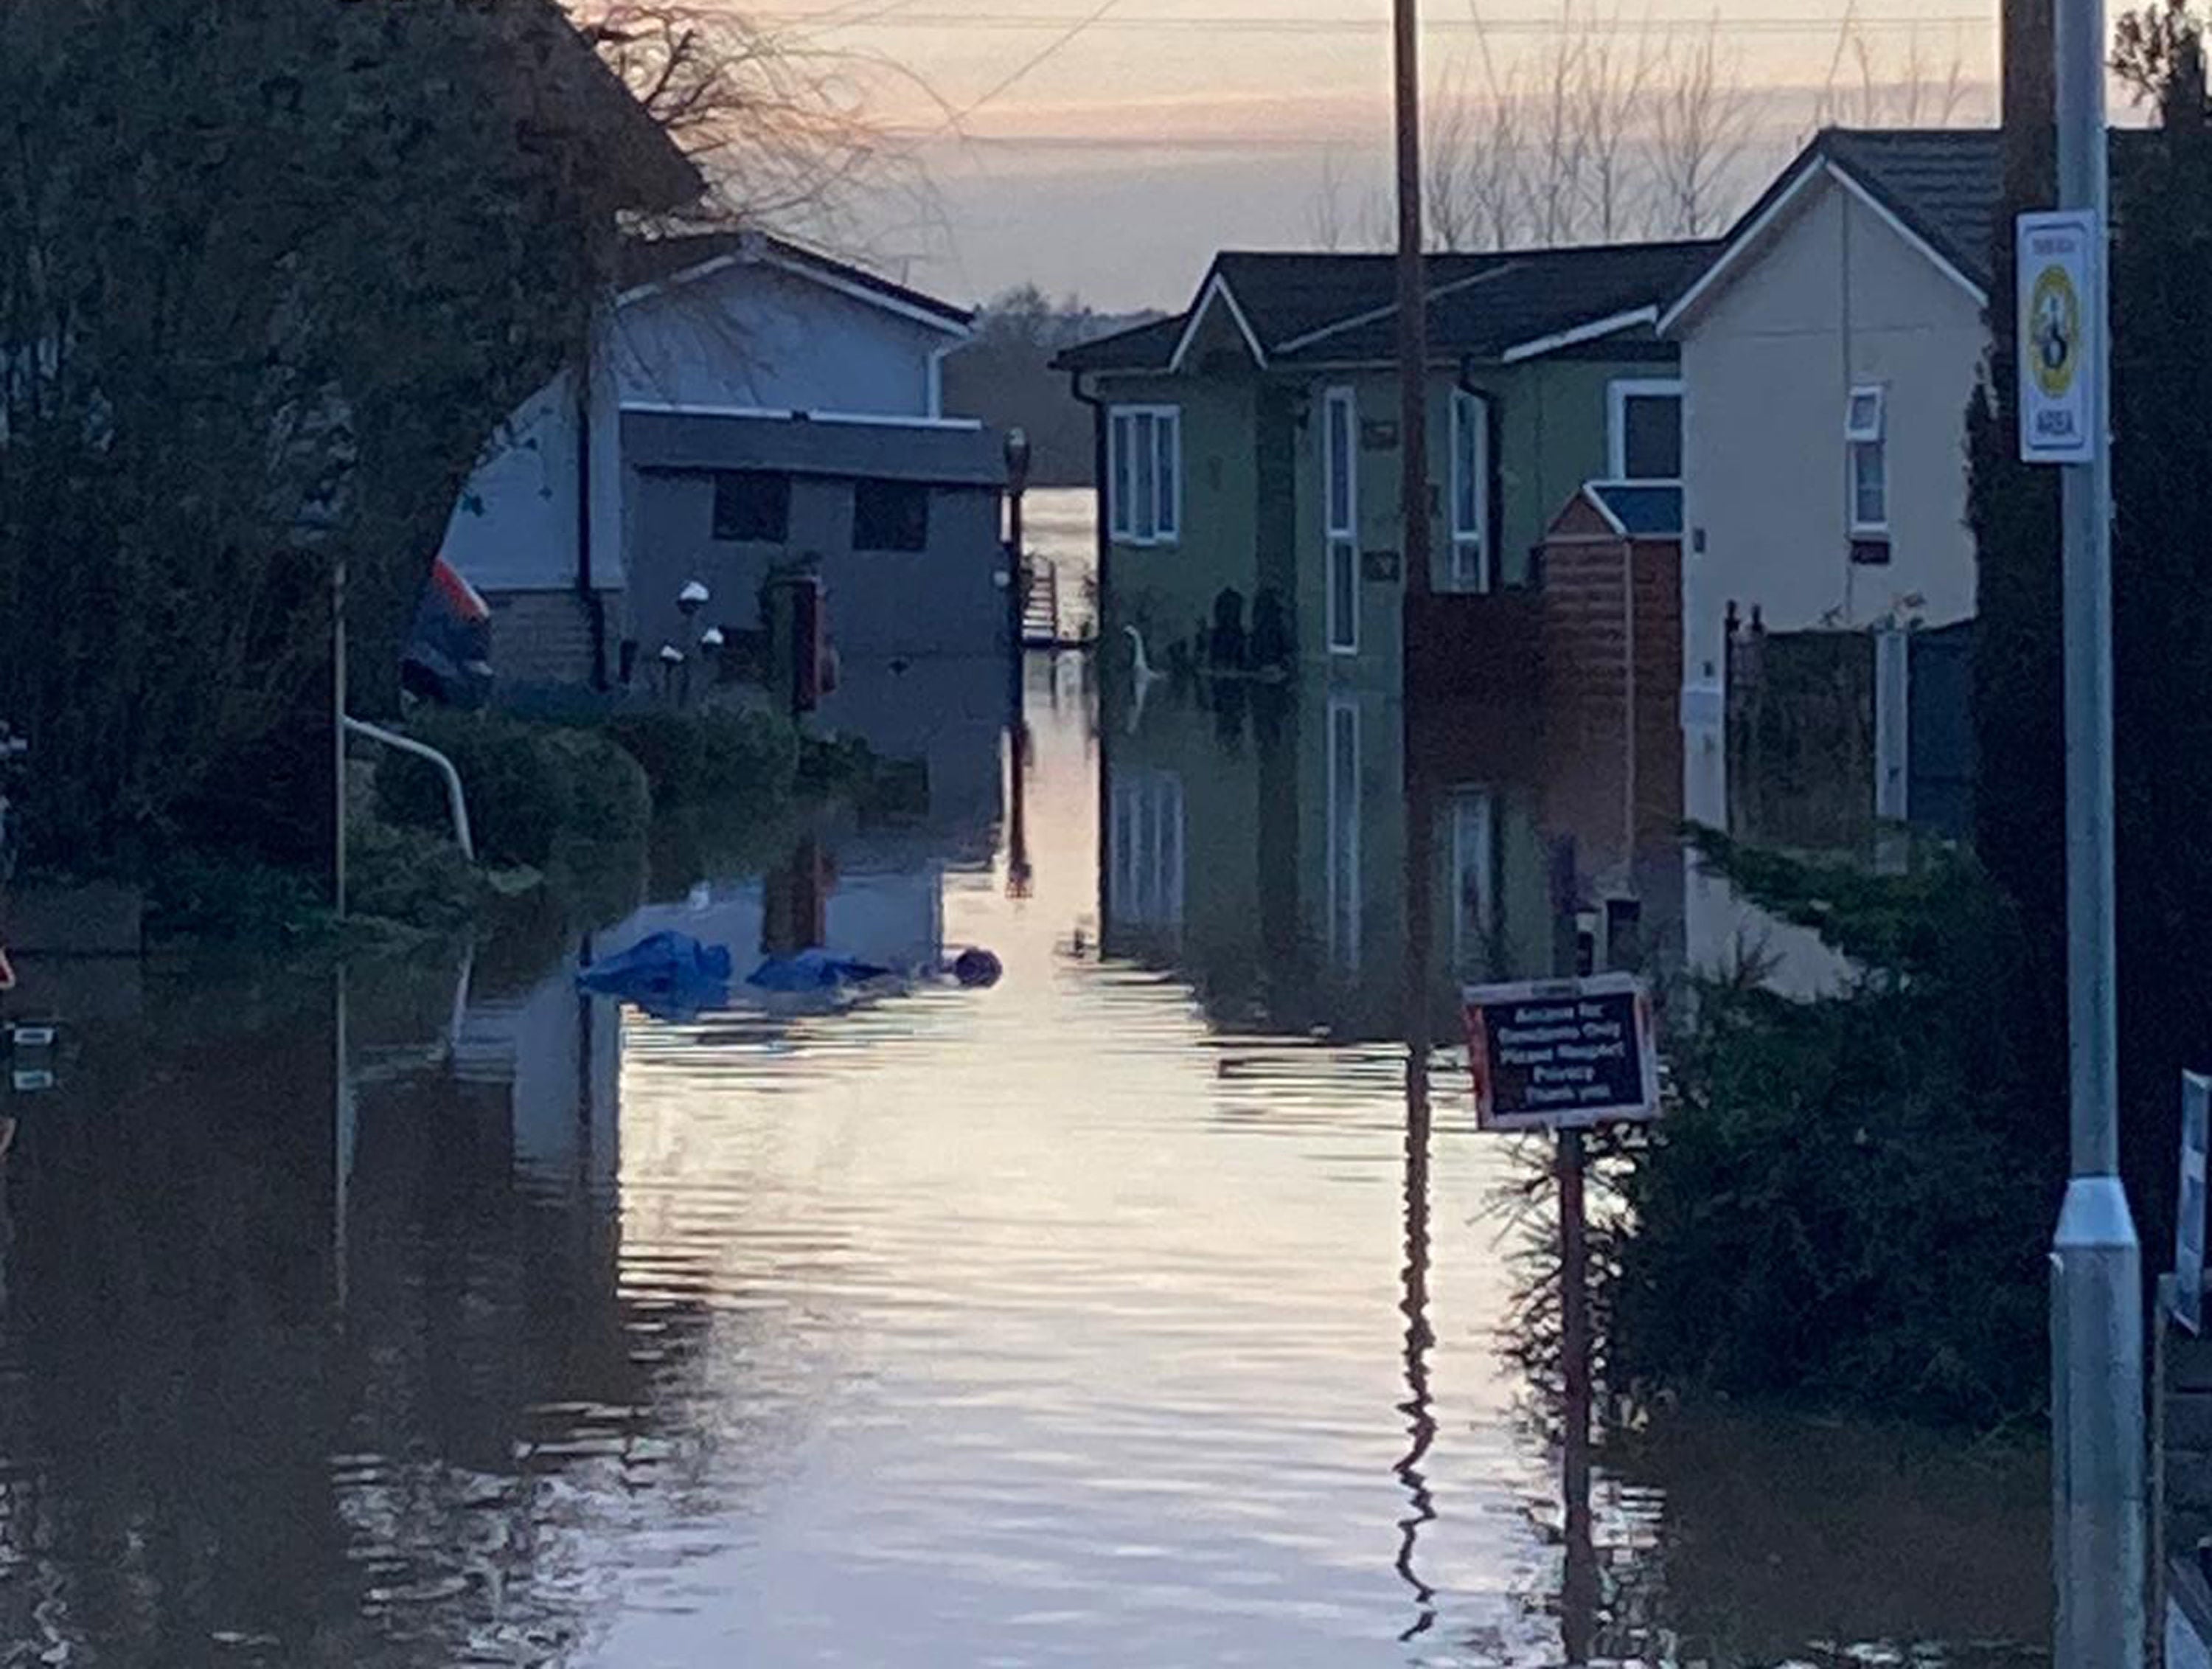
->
1550;834;1595;1665
1392;0;1429;606
2045;0;2144;1660
333;552;347;920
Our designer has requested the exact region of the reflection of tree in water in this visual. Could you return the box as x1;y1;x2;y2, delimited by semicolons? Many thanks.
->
1590;1409;2046;1667
0;957;751;1667
1495;1194;2045;1668
0;974;351;1663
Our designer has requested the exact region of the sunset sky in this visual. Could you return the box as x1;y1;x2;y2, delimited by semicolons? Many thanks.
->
767;0;2003;308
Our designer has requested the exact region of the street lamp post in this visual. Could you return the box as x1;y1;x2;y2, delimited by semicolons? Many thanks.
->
675;580;709;710
1005;426;1031;728
2047;0;2143;1662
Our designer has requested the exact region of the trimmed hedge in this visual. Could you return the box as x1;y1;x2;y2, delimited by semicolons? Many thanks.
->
543;727;652;844
347;813;479;931
697;708;799;802
380;706;811;868
378;711;574;868
603;710;707;806
607;707;798;808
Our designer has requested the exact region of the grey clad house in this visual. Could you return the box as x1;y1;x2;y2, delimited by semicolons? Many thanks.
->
443;229;1009;839
621;404;1009;842
622;409;1005;669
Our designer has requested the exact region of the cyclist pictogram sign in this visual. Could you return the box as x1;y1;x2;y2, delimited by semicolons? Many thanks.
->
2017;210;2100;465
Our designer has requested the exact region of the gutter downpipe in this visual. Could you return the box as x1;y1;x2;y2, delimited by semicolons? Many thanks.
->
578;317;609;691
1070;366;1112;927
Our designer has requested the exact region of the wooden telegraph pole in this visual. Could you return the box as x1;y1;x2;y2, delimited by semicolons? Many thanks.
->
1391;0;1430;608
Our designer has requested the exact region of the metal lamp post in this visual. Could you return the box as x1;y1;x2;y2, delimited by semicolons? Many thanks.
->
675;581;709;709
1005;427;1031;726
2041;0;2143;1660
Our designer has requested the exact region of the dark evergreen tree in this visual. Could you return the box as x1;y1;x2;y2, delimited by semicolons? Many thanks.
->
1971;0;2212;1245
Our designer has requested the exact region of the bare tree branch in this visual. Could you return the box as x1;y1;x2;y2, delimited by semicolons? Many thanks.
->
572;0;936;251
1650;14;1752;238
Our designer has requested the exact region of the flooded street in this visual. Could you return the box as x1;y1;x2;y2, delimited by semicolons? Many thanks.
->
0;496;2045;1666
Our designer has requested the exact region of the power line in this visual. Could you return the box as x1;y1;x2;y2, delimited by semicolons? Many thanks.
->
917;0;1126;133
773;8;1988;35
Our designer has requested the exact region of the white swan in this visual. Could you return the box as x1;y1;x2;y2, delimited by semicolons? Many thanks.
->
1124;625;1164;689
1124;625;1165;736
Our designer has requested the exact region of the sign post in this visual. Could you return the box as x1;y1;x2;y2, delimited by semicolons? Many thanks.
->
2025;2;2143;1663
1463;974;1662;1133
1465;968;1660;1667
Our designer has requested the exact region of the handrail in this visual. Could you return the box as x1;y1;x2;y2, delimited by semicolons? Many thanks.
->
342;716;475;863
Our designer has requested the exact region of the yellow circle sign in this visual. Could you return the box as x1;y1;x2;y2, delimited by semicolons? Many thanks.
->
2029;263;2081;400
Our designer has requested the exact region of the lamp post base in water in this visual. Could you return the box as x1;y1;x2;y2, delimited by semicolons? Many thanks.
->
2052;1174;2145;1669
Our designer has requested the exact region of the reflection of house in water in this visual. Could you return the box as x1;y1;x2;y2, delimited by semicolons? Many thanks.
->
1100;677;1563;1039
615;832;956;971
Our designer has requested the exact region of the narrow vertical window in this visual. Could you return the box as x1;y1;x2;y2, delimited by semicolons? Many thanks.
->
1450;389;1489;592
1110;412;1133;539
1326;698;1363;967
1847;386;1888;533
1324;386;1358;653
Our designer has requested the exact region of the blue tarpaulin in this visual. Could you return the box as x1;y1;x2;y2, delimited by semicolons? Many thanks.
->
746;949;895;992
577;932;734;1018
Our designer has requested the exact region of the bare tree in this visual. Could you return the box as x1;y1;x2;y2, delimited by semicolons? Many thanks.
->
1323;0;1758;254
1524;10;1590;243
1650;16;1752;238
1573;8;1660;240
574;1;933;245
1425;58;1523;250
1812;7;1978;131
1310;148;1355;251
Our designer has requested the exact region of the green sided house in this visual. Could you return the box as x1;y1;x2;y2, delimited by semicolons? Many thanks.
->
1053;240;1716;685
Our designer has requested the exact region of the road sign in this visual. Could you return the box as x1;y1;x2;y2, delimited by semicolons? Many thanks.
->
1463;973;1660;1133
2180;1074;2211;1334
2017;210;2100;465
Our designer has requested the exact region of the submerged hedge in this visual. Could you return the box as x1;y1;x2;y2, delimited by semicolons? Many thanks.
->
378;706;798;869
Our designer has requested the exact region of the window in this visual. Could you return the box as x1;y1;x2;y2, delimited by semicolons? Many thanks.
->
1450;788;1497;974
711;470;790;543
1448;389;1491;593
1110;769;1185;929
1107;406;1180;544
1326;698;1362;968
1609;379;1683;482
853;478;929;552
1847;384;1888;532
1324;386;1358;653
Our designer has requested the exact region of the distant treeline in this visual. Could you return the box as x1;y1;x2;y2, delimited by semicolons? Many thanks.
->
943;287;1163;488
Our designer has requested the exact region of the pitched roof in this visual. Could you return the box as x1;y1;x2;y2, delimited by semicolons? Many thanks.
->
1055;240;1716;374
617;231;973;332
1663;127;2008;330
1291;242;1717;362
1051;313;1187;372
1820;128;2004;287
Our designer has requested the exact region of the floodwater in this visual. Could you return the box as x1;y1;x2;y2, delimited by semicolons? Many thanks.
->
0;491;2046;1666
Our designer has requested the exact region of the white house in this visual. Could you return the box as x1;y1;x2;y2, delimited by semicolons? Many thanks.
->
440;230;976;687
1663;127;2000;982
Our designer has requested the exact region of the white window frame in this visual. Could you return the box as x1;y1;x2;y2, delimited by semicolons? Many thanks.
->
1111;768;1186;928
1107;404;1181;546
1323;386;1359;654
1607;378;1683;483
1847;384;1889;535
1326;696;1363;969
1447;389;1491;594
